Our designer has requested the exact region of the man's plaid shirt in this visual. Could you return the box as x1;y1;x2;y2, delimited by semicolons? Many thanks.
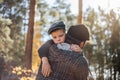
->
36;44;89;80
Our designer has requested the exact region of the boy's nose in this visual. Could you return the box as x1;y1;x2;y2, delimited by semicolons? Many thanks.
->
56;37;59;39
57;39;60;41
57;38;60;41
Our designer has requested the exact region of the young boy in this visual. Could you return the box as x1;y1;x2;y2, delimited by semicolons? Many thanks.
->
38;21;82;77
49;21;81;52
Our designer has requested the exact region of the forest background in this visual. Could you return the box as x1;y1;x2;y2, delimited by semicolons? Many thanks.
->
0;0;120;80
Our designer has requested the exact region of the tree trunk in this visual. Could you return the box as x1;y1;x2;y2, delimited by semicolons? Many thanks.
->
77;0;82;23
25;0;35;69
114;69;116;80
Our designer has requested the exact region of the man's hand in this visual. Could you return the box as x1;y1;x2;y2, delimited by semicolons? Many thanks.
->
71;44;82;52
42;57;52;77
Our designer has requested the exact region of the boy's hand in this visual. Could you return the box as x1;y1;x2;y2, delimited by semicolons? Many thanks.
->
42;57;52;77
71;44;82;52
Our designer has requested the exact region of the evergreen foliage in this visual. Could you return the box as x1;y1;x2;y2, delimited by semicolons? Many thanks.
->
84;7;120;79
0;0;29;65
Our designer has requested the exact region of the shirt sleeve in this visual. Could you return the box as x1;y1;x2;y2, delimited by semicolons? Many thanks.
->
38;39;54;58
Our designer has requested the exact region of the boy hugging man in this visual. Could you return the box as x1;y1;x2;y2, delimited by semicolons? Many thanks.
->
39;21;82;77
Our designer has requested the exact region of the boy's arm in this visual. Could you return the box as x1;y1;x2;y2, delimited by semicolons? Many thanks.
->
71;44;82;53
41;57;52;77
38;40;54;58
38;39;54;77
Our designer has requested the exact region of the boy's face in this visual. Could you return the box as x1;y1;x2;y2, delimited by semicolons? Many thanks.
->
51;29;66;44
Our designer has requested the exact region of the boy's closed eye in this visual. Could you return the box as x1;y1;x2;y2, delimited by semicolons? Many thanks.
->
59;34;64;37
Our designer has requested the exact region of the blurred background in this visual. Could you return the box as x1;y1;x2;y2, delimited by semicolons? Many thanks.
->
0;0;120;80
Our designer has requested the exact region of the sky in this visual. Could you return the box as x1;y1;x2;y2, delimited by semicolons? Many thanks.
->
67;0;120;15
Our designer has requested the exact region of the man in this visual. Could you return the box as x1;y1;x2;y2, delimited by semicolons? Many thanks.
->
36;23;89;80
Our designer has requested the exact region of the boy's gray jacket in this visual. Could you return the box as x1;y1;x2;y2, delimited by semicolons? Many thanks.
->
36;44;89;80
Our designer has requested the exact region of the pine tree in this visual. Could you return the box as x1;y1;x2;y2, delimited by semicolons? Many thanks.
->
25;0;35;69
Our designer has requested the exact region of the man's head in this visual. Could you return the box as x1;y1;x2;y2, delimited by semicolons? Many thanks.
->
48;21;66;44
66;24;89;48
